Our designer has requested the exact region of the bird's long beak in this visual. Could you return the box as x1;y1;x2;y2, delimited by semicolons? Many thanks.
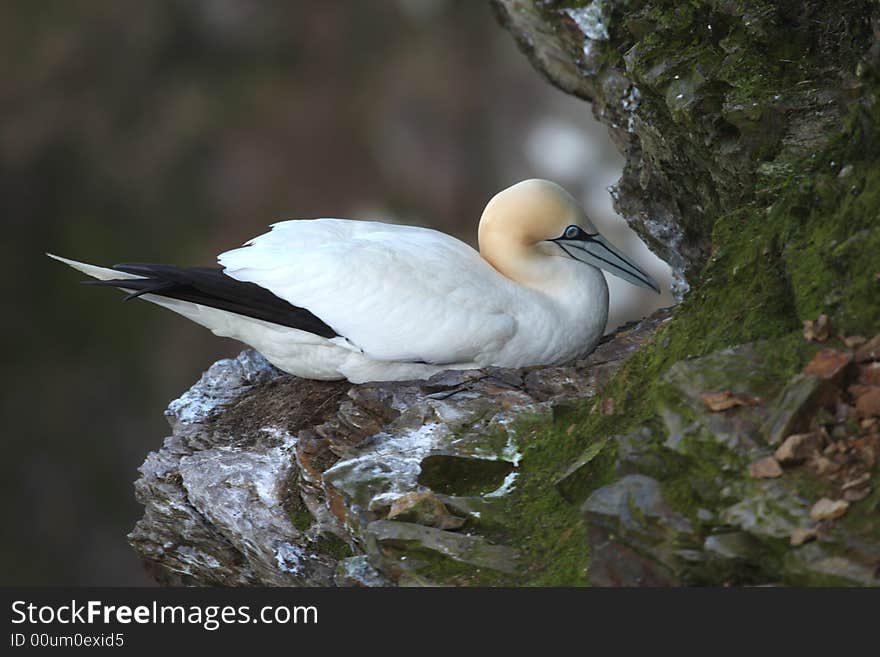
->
553;232;661;293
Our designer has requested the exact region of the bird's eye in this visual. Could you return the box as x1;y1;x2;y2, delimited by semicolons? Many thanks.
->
564;225;580;239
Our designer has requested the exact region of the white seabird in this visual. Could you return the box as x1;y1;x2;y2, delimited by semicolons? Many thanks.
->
49;179;659;383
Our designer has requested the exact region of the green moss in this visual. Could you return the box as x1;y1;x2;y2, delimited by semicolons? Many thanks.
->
311;533;353;561
473;409;600;586
781;557;866;587
388;546;506;586
289;507;313;532
781;166;880;332
417;455;515;497
781;468;835;504
689;537;789;586
484;0;880;586
829;477;880;539
283;478;314;532
490;100;879;584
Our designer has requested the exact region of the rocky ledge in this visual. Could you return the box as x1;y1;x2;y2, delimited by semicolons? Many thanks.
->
128;308;880;586
129;309;670;586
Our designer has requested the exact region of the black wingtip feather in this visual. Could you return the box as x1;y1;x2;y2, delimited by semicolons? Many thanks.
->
122;282;176;301
87;264;339;338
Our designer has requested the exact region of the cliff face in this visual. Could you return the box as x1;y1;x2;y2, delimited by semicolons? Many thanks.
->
130;1;880;586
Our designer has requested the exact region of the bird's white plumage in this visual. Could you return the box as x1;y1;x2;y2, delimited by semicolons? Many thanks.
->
219;220;517;365
51;180;660;383
212;215;611;381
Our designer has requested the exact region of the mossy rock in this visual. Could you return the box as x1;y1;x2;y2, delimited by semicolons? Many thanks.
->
493;0;880;586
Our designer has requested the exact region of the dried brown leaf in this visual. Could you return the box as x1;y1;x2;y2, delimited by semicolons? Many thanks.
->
790;527;818;546
841;472;871;490
855;335;880;363
802;348;852;380
809;497;849;521
803;314;831;342
774;432;823;464
848;383;873;398
601;397;615;415
748;456;783;479
859;363;880;386
842;335;867;349
854;387;880;418
700;390;761;412
809;455;839;476
842;486;871;502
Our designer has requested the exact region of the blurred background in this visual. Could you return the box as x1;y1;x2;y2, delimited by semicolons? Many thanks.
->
0;0;673;585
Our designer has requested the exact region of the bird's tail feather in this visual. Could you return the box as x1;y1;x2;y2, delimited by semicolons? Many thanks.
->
46;253;249;337
46;253;145;282
46;253;339;338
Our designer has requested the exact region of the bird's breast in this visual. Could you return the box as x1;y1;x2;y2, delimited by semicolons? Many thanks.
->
493;263;609;367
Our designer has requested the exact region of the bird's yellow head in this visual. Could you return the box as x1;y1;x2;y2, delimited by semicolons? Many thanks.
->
478;179;659;293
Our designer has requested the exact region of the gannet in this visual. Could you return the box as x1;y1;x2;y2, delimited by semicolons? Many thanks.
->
49;179;659;383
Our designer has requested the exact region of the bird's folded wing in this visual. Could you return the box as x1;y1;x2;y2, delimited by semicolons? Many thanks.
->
218;219;517;365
